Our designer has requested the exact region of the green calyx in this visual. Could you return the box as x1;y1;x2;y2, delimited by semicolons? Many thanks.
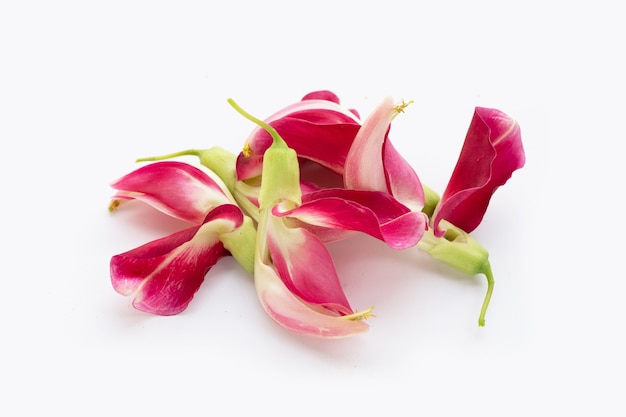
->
421;184;440;218
219;215;256;274
417;221;494;327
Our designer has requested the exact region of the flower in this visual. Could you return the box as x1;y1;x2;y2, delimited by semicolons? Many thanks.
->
229;98;430;337
417;107;525;326
109;160;258;314
255;208;373;337
107;92;526;331
110;204;246;315
431;107;525;237
251;129;372;337
110;159;256;273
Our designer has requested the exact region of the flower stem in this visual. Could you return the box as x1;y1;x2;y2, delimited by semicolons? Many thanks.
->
416;222;494;327
478;262;494;327
227;98;287;148
136;149;202;162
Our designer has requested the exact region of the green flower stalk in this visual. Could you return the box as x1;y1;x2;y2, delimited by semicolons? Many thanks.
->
417;220;494;326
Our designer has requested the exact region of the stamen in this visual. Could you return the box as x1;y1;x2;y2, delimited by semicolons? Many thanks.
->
108;199;124;212
393;99;414;119
341;306;376;321
243;143;253;158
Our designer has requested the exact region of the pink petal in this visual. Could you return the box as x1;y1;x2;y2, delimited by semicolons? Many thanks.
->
344;97;392;193
255;261;369;338
432;107;525;236
265;214;353;315
111;161;231;224
235;150;264;183
110;204;243;315
301;90;341;103
382;140;425;212
236;94;361;181
277;189;427;249
344;97;425;211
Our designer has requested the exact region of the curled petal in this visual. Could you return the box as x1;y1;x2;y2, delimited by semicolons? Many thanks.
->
111;161;232;224
432;107;525;236
255;255;369;338
110;205;243;315
265;213;352;315
344;97;425;212
277;189;427;249
236;92;361;181
235;153;264;183
382;140;425;212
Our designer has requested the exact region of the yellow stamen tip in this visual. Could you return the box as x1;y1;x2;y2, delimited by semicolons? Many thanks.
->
108;199;123;212
342;306;376;321
393;99;414;117
243;143;253;158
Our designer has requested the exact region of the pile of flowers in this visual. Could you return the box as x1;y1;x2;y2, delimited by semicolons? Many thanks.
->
108;90;525;338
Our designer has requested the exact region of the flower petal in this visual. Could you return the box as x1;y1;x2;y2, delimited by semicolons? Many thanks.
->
432;107;525;236
382;140;425;212
265;213;353;315
255;260;370;338
344;97;425;211
301;90;342;104
236;93;361;181
110;204;243;315
111;161;232;224
277;188;427;249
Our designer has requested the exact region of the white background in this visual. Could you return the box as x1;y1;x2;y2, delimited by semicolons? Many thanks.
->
1;1;624;415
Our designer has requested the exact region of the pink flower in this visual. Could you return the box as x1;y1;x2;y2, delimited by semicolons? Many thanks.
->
109;160;257;314
432;107;525;237
228;98;426;337
258;173;427;337
110;204;244;315
255;208;373;337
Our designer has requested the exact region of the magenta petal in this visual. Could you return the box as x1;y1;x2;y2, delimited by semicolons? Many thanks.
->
110;205;243;315
131;239;227;316
432;107;525;236
382;140;425;212
236;95;361;181
110;226;226;315
278;189;427;249
237;119;360;181
111;161;231;224
301;90;341;103
235;153;264;182
111;227;200;296
266;215;353;316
